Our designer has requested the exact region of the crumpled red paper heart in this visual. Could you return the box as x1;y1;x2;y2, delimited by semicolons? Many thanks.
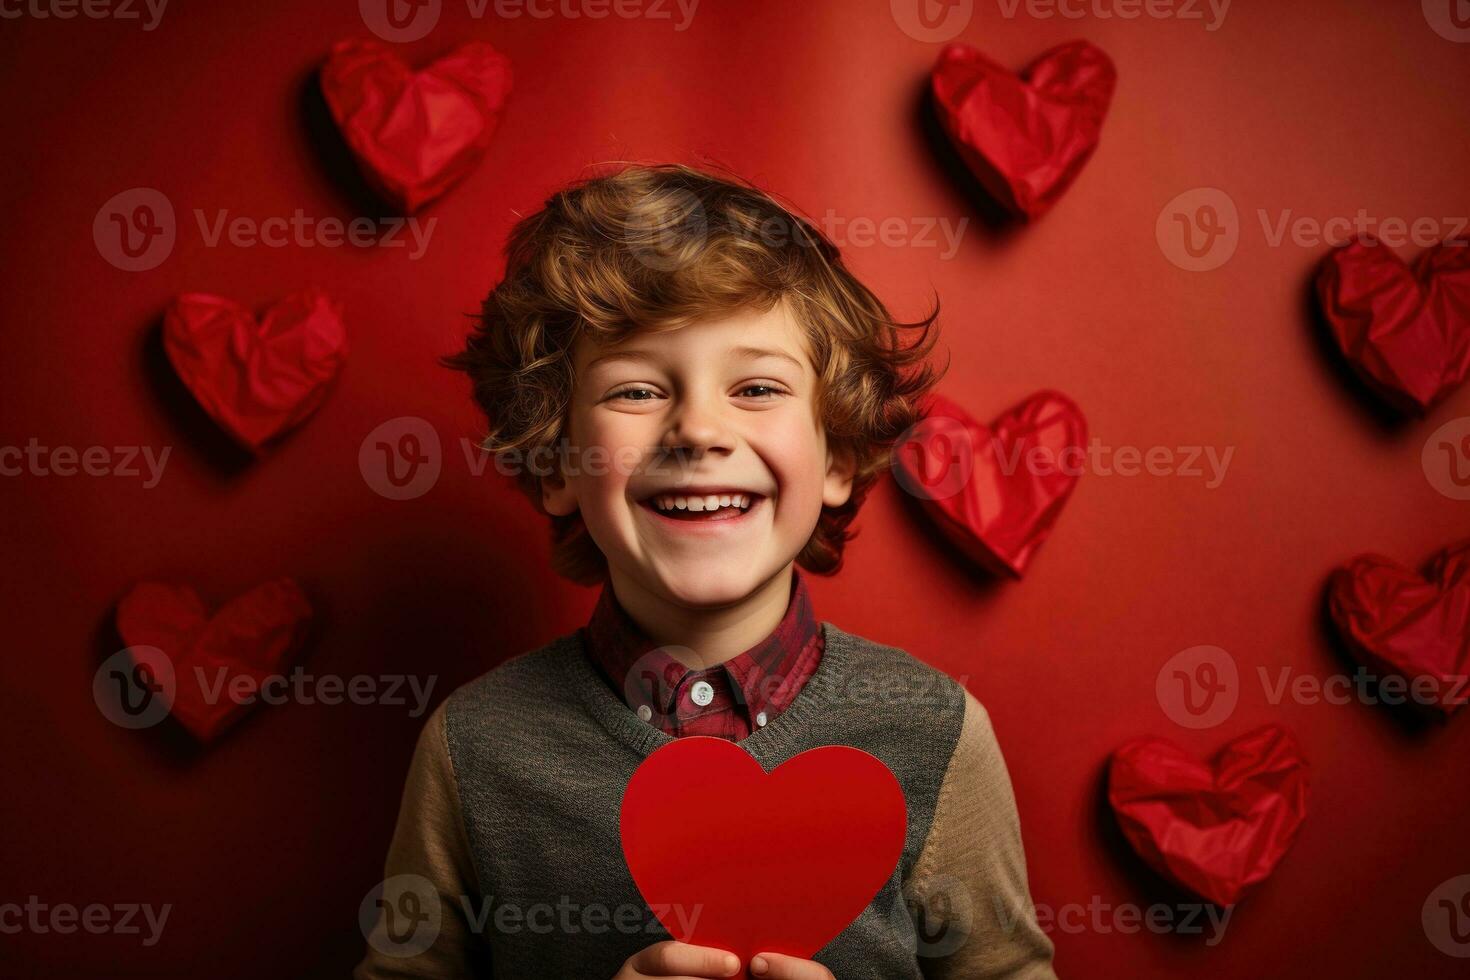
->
893;391;1086;578
1328;539;1470;718
162;289;348;454
930;40;1116;220
115;579;313;742
1315;238;1470;416
320;38;513;214
621;737;905;976
1108;724;1310;907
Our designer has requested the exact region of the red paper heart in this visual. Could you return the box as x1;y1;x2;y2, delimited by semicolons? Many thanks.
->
893;391;1086;578
1315;238;1470;416
320;39;513;214
1108;724;1310;907
162;289;348;454
620;737;905;974
930;40;1116;220
115;580;313;742
1328;539;1470;718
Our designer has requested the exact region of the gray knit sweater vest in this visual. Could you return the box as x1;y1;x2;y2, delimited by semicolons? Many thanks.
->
443;620;967;979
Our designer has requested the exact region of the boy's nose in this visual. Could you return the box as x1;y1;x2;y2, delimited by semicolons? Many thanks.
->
662;393;735;455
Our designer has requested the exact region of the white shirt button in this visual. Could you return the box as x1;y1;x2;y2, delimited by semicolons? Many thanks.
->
690;680;715;707
755;711;768;728
636;705;653;723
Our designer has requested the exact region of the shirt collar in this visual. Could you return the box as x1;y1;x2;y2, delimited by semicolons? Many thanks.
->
581;567;819;721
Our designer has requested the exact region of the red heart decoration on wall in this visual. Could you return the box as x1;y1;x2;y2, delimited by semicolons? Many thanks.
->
893;391;1086;578
115;580;313;742
320;39;513;214
162;289;348;454
620;737;906;975
1108;724;1310;907
1315;239;1470;416
1328;539;1470;719
930;40;1116;220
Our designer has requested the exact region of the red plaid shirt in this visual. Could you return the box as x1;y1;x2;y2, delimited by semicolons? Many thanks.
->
579;568;824;741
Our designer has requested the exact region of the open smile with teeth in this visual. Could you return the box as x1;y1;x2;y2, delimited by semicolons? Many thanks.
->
643;492;761;522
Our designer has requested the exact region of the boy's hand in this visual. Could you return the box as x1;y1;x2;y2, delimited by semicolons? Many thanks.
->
749;952;835;980
615;940;740;978
612;942;834;980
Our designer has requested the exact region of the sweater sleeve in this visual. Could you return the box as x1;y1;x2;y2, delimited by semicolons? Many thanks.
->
354;700;490;978
904;689;1057;979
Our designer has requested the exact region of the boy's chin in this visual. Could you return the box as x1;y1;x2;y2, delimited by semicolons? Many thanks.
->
645;563;778;609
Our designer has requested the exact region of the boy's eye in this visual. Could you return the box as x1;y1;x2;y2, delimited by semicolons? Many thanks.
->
611;387;661;401
737;384;785;399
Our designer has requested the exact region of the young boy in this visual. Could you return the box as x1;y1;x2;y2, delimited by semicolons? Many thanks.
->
355;164;1056;979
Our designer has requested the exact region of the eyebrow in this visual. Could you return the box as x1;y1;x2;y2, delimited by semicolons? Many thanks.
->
586;345;805;372
731;345;805;371
585;349;659;370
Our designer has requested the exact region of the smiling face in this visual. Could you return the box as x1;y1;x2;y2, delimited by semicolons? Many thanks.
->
542;301;855;612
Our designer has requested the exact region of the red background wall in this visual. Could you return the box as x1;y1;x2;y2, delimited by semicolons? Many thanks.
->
3;0;1468;976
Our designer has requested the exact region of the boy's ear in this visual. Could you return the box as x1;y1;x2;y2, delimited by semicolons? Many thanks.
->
541;471;579;517
822;442;858;509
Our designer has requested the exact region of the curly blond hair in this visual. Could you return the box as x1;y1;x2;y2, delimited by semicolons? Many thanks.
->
442;163;945;585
